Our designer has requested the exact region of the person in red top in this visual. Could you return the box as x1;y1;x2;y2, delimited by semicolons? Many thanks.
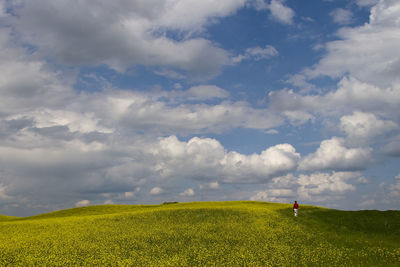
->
293;201;299;217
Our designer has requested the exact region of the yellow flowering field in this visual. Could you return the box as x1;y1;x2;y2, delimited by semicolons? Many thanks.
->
0;201;399;266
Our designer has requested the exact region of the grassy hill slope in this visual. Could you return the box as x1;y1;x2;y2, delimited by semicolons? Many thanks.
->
0;201;399;266
0;215;19;222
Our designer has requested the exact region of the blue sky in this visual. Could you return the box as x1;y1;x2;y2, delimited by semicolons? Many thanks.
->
0;0;399;216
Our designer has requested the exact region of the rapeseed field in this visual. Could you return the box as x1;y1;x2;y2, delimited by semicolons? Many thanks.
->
0;201;399;266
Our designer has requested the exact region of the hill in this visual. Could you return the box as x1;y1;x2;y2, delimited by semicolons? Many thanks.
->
0;215;19;222
0;201;399;266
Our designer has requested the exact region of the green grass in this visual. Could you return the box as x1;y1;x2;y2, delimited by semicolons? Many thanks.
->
0;201;399;266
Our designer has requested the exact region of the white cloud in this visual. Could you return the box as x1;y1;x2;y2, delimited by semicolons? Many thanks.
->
150;187;164;195
221;143;300;182
199;181;220;190
209;181;220;189
179;188;195;197
152;136;300;183
330;8;353;25
124;192;135;199
283;111;313;126
232;45;279;63
299;137;372;172
251;171;363;203
297;172;357;201
9;109;113;135
93;90;283;135
266;129;279;134
267;0;295;25
340;111;398;145
304;0;400;88
251;0;295;25
271;76;400;118
75;200;90;207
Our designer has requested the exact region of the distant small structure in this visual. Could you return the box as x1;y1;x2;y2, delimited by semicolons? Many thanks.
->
162;201;179;205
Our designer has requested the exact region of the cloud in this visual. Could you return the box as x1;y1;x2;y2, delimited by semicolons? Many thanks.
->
182;85;230;100
0;1;7;18
75;200;90;207
387;174;400;198
209;181;220;189
303;0;400;88
151;136;300;183
199;181;220;190
297;172;358;201
282;110;313;126
355;0;378;7
221;143;300;183
90;89;283;135
251;171;363;203
150;187;164;195
381;137;400;157
271;76;400;118
251;0;295;24
124;191;136;199
299;137;372;172
232;45;279;63
267;0;295;25
179;188;195;197
330;8;353;25
340;111;398;145
9;0;254;80
0;29;75;115
0;184;11;200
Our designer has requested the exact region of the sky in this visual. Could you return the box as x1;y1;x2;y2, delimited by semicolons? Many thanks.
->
0;0;399;216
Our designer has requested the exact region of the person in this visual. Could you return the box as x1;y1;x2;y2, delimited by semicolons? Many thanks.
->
293;201;299;217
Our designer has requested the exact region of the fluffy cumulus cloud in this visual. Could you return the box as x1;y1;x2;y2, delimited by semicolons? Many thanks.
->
179;188;195;197
251;172;364;204
304;0;400;88
340;111;398;145
150;187;164;195
251;0;295;24
75;200;90;207
267;0;295;24
151;136;300;183
299;137;372;172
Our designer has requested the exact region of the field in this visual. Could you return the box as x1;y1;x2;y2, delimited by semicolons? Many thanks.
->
0;201;399;266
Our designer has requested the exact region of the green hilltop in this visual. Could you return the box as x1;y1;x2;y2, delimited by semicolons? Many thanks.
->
0;201;399;266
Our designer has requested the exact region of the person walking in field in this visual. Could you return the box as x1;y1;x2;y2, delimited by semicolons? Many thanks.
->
293;201;299;217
